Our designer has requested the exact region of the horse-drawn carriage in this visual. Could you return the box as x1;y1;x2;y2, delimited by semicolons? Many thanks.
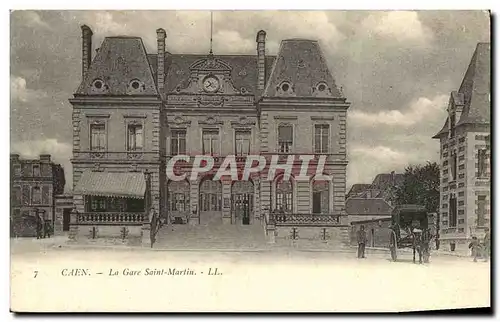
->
388;205;435;263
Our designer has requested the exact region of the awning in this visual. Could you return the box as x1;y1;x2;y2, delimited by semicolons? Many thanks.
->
74;171;146;199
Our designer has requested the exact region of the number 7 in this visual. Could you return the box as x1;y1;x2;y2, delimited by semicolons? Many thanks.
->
34;271;38;278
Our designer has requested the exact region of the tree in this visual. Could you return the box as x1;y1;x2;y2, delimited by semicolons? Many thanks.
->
392;162;441;248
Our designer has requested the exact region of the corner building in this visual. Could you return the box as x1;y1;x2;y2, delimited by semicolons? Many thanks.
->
433;43;490;253
69;26;350;243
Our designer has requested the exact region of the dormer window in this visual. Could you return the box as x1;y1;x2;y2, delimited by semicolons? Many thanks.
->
91;79;108;93
317;82;327;92
127;79;145;94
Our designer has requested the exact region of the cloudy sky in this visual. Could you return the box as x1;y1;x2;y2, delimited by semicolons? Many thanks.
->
10;10;490;189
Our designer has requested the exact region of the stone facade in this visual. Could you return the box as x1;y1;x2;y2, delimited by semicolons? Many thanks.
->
69;25;350;245
10;154;65;237
433;43;490;253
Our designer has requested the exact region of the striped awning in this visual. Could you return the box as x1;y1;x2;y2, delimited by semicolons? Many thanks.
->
74;171;146;199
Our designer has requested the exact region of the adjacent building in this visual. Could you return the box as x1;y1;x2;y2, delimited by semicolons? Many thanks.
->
68;26;350;245
10;154;65;237
433;43;491;253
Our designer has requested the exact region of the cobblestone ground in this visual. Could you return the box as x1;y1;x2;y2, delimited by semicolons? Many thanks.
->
10;237;491;312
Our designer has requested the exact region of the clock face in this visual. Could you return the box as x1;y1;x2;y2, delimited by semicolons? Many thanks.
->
203;76;220;93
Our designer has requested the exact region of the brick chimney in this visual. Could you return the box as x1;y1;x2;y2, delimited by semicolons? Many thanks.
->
256;30;267;92
39;154;51;163
81;25;93;81
156;28;166;91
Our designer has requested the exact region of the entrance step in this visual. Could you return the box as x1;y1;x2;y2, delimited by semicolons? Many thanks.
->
154;223;267;250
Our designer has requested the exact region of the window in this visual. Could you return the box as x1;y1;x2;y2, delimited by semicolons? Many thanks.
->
33;164;40;177
477;196;487;227
450;152;457;180
478;149;488;177
171;130;186;155
11;186;21;206
13;165;21;176
127;124;143;151
88;196;107;212
170;193;187;211
314;124;329;154
276;180;293;212
90;124;106;151
449;195;457;228
202;130;220;155
22;186;30;205
31;187;41;205
312;181;329;214
278;125;293;153
235;130;251;156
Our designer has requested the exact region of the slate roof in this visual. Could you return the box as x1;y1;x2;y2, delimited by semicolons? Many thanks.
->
371;173;403;190
161;54;275;95
346;198;394;216
433;42;490;138
75;33;344;100
456;42;490;126
263;39;343;98
76;37;158;96
346;184;371;198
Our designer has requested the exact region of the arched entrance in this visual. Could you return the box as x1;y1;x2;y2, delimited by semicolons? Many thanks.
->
231;181;254;225
311;179;330;214
167;180;190;224
274;174;294;213
199;178;222;225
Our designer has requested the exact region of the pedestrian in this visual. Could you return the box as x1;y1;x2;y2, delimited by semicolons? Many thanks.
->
469;236;480;262
44;220;51;238
483;228;490;262
357;225;367;259
421;228;432;263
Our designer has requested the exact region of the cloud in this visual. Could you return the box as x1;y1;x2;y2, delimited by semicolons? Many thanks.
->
15;11;51;29
11;139;73;191
349;94;448;127
10;76;47;103
213;30;254;54
361;11;434;45
348;145;413;186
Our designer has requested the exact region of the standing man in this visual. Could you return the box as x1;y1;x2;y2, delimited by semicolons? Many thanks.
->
483;228;490;262
357;225;367;259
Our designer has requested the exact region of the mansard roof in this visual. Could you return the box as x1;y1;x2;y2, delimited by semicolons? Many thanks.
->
262;39;343;98
76;37;158;96
158;53;275;95
433;42;490;138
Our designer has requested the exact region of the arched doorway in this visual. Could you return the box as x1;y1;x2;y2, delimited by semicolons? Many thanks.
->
199;178;222;225
274;175;293;213
167;180;190;224
311;179;330;214
232;181;254;225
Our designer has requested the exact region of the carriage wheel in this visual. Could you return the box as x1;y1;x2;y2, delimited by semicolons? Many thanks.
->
389;231;398;261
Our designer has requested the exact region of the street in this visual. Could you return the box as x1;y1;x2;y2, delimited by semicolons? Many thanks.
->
10;238;490;312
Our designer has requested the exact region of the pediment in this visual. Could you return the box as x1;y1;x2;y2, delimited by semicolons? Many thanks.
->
190;56;232;72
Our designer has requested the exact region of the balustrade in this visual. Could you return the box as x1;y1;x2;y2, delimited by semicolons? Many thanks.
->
77;212;145;224
269;213;342;226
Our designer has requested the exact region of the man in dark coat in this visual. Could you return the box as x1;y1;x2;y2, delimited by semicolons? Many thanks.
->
357;225;367;258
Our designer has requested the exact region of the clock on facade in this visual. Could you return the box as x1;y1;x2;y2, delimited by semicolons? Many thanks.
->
202;76;220;93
